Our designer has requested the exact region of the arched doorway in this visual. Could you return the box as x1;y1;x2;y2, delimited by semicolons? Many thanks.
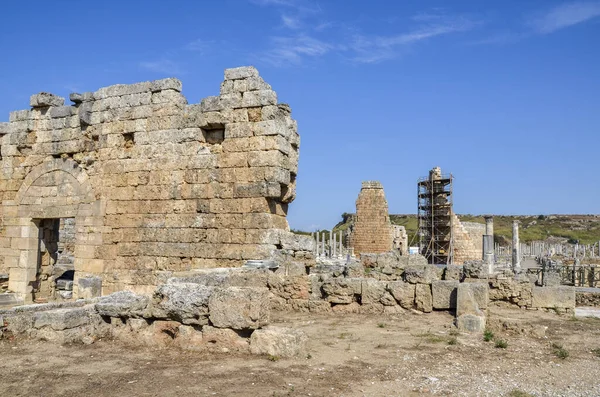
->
5;158;104;302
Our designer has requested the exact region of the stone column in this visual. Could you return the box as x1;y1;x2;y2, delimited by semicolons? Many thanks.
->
484;215;494;237
315;232;319;257
321;233;325;258
332;232;336;257
512;220;521;272
339;231;343;258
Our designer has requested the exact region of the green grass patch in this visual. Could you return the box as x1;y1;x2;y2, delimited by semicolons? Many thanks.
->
483;329;494;342
508;390;535;397
494;339;508;349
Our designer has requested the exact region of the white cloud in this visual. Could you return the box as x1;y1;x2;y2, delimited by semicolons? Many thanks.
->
531;1;600;34
262;35;333;66
351;15;480;63
139;59;182;75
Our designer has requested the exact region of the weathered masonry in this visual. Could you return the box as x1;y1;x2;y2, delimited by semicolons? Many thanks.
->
350;181;395;254
0;66;308;302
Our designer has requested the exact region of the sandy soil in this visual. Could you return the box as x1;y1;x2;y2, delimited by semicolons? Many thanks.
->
2;306;600;397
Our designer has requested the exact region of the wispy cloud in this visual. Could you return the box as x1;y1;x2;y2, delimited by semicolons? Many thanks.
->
530;1;600;34
139;59;183;75
351;15;480;63
467;32;527;46
262;35;334;66
281;14;301;29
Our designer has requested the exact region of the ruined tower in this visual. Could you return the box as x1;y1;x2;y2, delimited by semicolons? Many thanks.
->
350;181;393;254
418;167;454;264
0;66;311;303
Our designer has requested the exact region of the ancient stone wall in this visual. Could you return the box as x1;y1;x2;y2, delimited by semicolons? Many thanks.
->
0;66;306;301
452;215;485;264
349;181;393;254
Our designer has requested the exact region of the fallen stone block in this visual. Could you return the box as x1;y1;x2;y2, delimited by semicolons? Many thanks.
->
95;291;149;318
250;326;307;357
151;283;213;325
432;280;459;310
33;307;90;331
456;283;486;333
457;314;485;333
208;287;270;330
531;286;575;309
415;283;433;312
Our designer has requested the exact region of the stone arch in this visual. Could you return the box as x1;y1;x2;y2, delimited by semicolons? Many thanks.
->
6;158;105;302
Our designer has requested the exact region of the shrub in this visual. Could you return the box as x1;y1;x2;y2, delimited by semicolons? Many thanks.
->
495;339;508;349
483;330;494;342
552;343;569;359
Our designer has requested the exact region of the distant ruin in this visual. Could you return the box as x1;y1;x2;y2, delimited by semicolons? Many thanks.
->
0;66;311;303
418;166;484;265
348;181;407;255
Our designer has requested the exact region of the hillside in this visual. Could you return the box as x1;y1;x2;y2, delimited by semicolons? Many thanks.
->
330;214;600;246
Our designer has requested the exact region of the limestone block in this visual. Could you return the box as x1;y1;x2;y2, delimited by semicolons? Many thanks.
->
241;90;277;108
151;283;213;325
201;325;250;352
33;307;90;331
456;283;482;317
465;282;489;309
361;279;387;305
531;286;575;309
30;92;65;108
78;276;102;299
279;231;315;252
247;76;271;91
432;280;459;310
403;265;443;284
249;326;307;357
457;314;485;333
386;281;415;309
200;96;222;112
444;265;463;281
267;274;309;300
463;260;488;279
415;283;433;313
344;261;365;278
220;93;242;108
321;278;361;304
151;78;183;93
49;106;76;118
174;324;204;350
225;66;259;80
208;287;270;330
253;120;287;137
94;291;149;318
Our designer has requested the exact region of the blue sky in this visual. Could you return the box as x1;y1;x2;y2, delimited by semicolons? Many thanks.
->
1;1;599;231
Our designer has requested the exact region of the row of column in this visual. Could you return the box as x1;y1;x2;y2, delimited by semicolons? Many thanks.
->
312;230;345;258
495;240;600;259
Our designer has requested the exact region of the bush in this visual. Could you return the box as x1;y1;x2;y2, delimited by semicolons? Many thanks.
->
495;339;508;349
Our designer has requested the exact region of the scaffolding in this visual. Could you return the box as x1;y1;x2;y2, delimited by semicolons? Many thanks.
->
418;168;454;265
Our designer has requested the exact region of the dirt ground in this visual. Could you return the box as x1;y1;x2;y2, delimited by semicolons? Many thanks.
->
2;306;600;397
